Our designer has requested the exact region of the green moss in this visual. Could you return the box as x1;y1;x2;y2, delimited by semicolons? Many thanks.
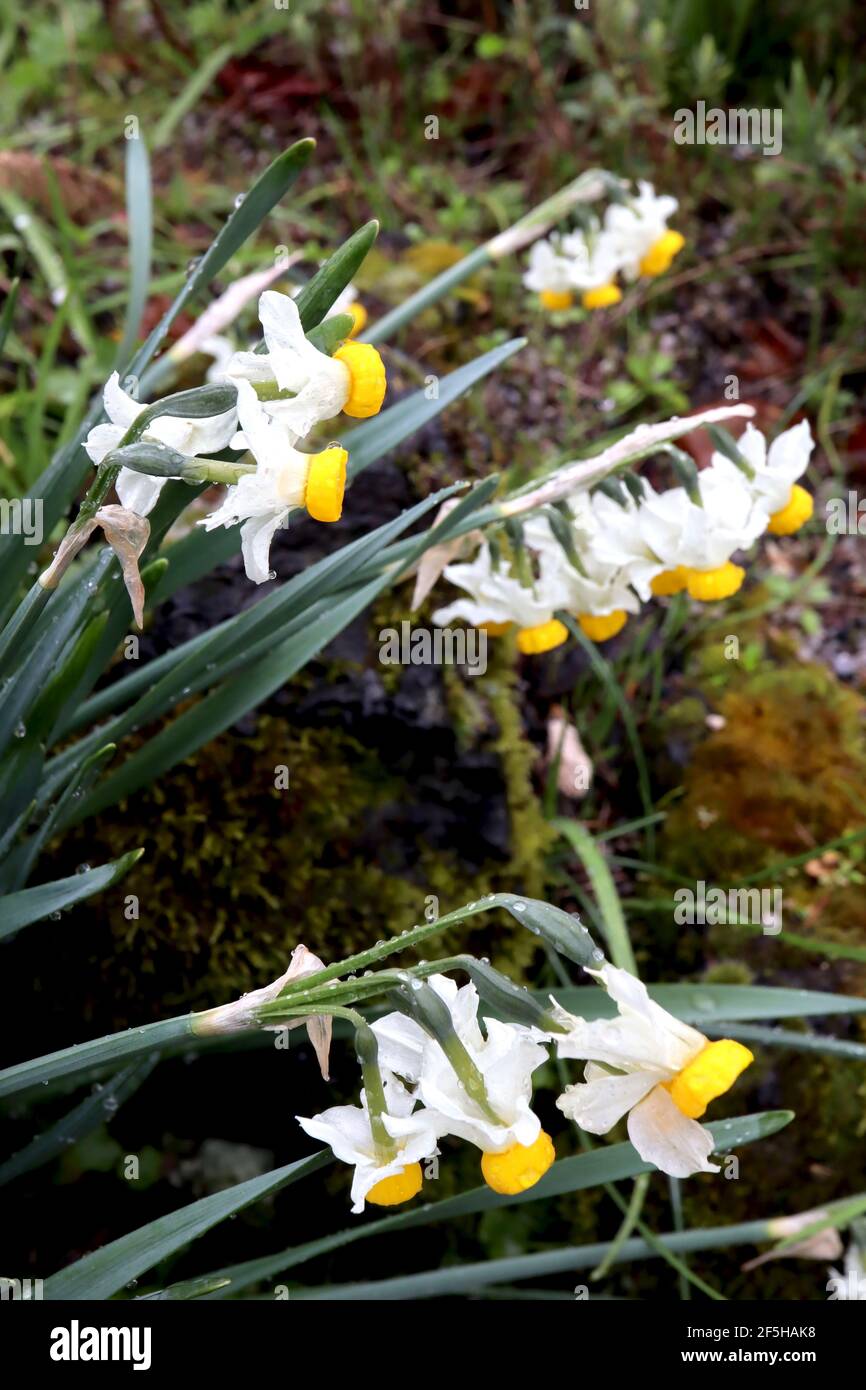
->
486;634;557;899
54;636;555;1023
658;664;866;881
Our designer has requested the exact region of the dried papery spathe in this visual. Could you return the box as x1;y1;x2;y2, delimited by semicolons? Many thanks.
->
39;504;150;628
192;943;332;1080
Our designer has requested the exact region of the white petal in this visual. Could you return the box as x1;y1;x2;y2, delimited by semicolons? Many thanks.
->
240;509;289;584
627;1085;719;1177
103;371;143;429
84;423;124;466
432;597;509;628
182;405;238;455
594;965;705;1047
234;378;284;470
226;351;276;385
296;1104;372;1168
115;468;165;518
259;291;309;362
372;1011;428;1082
733;423;767;474
553;1010;670;1073
765;420;813;485
557;1067;658;1134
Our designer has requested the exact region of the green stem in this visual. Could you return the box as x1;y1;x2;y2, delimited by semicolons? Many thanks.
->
560;614;655;860
592;1172;650;1281
354;1021;396;1161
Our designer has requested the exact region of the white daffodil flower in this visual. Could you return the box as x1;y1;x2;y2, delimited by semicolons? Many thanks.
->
716;420;814;536
433;541;573;654
551;963;753;1179
586;488;668;602
827;1244;866;1300
529;508;640;643
84;371;237;518
227;290;385;437
560;225;624;309
604;181;684;280
523;237;580;311
296;1070;439;1214
373;974;555;1196
200;379;347;584
635;463;769;601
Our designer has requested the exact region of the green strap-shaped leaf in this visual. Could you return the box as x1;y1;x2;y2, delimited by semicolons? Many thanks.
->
43;1151;331;1301
0;1055;157;1188
63;336;522;734
0;742;115;894
202;1111;793;1299
0;968;862;1112
136;1275;232;1301
48;485;469;818
0;275;20;356
547;981;866;1022
553;820;637;973
68;572;415;822
0;849;143;942
705;1021;866;1061
293;221;378;333
342;337;526;480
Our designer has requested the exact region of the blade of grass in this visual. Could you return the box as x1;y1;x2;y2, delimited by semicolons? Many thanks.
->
552;819;637;973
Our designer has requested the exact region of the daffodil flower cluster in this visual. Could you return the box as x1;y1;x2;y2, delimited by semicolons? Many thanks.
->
433;420;814;652
523;181;685;311
296;962;755;1213
84;288;386;584
297;973;555;1212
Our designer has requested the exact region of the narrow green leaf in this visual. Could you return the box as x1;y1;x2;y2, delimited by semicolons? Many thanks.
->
43;1151;331;1301
552;819;637;973
707;1022;866;1061
0;849;143;942
365;244;491;345
151;43;235;151
293;221;378;332
0;1055;157;1188
0;742;115;893
342;337;525;479
67;574;402;820
134;141;315;386
547;981;866;1023
726;918;866;964
0;1014;195;1106
204;1112;792;1298
0;563;105;758
0;275;20;355
137;1275;232;1301
50;487;464;809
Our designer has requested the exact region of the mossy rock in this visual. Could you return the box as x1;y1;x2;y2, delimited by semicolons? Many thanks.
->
659;664;866;882
20;635;554;1039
